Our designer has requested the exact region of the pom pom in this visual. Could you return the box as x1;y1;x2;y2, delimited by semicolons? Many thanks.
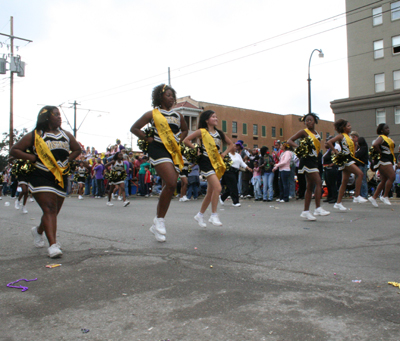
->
63;161;78;176
11;159;35;177
181;143;199;164
295;136;314;158
137;127;155;153
223;154;233;172
369;146;380;161
331;152;348;167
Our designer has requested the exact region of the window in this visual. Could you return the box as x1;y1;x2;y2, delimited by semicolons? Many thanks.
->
243;123;247;135
272;127;276;137
395;106;400;124
279;128;283;136
262;125;266;137
374;40;384;59
376;108;386;125
222;120;227;133
393;35;400;54
232;121;237;134
253;124;258;136
394;70;400;89
391;1;400;21
326;132;330;139
320;132;323;138
373;6;383;25
253;144;258;149
375;73;385;92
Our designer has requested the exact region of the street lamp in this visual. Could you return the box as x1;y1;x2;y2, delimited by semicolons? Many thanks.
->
307;49;324;114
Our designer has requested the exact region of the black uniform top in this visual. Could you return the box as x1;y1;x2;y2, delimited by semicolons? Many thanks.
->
150;109;181;144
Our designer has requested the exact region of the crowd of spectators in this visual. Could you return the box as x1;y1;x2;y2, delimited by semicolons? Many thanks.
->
1;137;400;202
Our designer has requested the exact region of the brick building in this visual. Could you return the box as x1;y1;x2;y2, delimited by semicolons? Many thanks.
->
175;96;334;149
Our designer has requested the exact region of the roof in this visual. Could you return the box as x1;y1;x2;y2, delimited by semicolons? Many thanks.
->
173;101;199;109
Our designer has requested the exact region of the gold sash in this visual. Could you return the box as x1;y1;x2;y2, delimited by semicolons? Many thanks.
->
34;130;67;188
304;129;320;155
380;135;396;162
201;128;226;179
343;133;363;164
152;108;184;171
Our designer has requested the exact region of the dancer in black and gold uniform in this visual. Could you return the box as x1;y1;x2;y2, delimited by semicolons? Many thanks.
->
184;110;234;227
131;84;188;242
10;106;81;258
368;123;396;207
288;113;330;220
75;161;88;200
327;119;368;211
105;152;130;207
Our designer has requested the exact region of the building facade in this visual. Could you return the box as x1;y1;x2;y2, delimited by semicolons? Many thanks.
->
331;0;400;144
175;96;334;149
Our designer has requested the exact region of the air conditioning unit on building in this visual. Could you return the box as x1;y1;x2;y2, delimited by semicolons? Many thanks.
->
0;57;6;74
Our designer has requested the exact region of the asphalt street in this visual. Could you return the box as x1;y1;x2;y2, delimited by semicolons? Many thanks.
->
1;194;400;341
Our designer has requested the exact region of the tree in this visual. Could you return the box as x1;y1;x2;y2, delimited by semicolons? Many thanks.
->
0;128;28;170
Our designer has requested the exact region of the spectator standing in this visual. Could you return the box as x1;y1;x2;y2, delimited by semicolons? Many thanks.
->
273;142;292;203
138;156;150;196
187;164;200;200
93;158;105;198
272;140;282;198
259;146;275;202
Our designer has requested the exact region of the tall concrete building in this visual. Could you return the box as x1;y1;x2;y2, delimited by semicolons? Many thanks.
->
331;0;400;144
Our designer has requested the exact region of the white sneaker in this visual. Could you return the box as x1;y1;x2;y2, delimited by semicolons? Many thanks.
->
219;196;224;205
78;195;83;200
232;203;241;207
300;211;316;221
380;196;391;205
153;217;166;235
106;201;114;206
276;199;280;202
15;200;20;209
149;225;166;242
194;213;206;228
29;197;34;202
368;196;378;207
179;195;189;202
118;196;122;201
31;226;45;248
314;207;330;216
22;206;28;214
334;202;347;211
123;200;130;207
209;214;223;226
353;196;367;203
48;244;63;258
0;197;2;200
279;199;285;203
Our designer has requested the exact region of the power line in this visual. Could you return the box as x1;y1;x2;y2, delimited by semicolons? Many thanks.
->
73;0;386;103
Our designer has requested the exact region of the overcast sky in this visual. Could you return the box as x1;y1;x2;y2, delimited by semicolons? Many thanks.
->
0;0;348;151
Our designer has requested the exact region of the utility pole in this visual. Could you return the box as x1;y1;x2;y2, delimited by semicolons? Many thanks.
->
61;102;108;139
69;100;80;137
0;16;32;151
168;67;171;86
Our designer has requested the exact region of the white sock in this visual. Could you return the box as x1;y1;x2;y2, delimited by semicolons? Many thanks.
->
197;212;203;217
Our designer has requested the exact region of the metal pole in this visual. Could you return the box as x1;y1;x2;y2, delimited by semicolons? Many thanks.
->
9;17;13;151
73;101;77;137
307;49;323;114
168;67;171;86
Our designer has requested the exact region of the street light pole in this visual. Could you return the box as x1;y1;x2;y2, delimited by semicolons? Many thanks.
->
307;49;324;114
